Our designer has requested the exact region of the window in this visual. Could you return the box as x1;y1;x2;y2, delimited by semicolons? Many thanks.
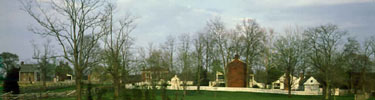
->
218;75;224;79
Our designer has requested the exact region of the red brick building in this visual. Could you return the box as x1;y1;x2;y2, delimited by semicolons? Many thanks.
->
226;55;247;87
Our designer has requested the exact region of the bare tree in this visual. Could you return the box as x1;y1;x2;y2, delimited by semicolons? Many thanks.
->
193;33;204;92
178;33;191;96
343;37;374;93
22;0;106;99
100;3;135;100
31;39;55;91
206;17;230;86
202;30;215;79
236;19;265;87
161;35;176;75
274;27;304;97
304;24;346;100
120;39;134;85
227;29;244;57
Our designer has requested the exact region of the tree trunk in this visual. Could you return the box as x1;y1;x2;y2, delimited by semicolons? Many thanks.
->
197;64;201;93
113;59;120;100
205;40;209;71
114;77;120;100
350;72;354;93
184;74;187;96
286;71;291;97
42;70;47;91
325;83;330;100
361;68;366;93
246;64;250;88
197;51;202;93
76;73;82;100
245;52;250;88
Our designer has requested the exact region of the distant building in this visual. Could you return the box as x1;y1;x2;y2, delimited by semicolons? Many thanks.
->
304;77;320;92
272;74;302;90
209;71;225;87
55;62;73;81
18;62;40;83
248;74;265;88
226;55;247;87
141;67;169;83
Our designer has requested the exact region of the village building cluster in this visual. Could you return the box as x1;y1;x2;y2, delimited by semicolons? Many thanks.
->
13;55;372;97
134;55;325;94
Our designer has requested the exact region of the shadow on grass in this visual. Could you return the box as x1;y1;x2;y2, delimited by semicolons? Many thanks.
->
45;89;361;100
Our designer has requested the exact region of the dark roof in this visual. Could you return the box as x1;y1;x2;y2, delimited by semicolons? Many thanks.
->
20;64;39;72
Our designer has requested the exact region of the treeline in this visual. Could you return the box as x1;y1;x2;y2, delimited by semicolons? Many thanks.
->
16;0;375;100
138;17;375;99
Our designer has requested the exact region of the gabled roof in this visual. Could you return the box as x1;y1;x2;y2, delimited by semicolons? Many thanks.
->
304;77;320;85
230;59;245;63
272;73;301;84
19;64;39;72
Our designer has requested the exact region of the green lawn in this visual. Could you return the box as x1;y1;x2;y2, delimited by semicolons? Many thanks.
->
46;86;76;92
45;90;373;100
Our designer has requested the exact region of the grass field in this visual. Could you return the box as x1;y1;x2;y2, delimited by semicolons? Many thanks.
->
46;90;375;100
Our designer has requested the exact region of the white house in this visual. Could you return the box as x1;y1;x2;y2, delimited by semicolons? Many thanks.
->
248;74;265;88
209;71;225;87
272;74;302;90
303;76;320;92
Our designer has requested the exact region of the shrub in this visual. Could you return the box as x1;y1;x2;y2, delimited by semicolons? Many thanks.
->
96;87;108;100
161;82;170;100
86;82;93;100
132;89;142;100
121;89;131;100
3;67;20;94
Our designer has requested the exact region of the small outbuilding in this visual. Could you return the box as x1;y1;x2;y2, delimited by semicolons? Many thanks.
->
303;77;320;92
209;71;225;87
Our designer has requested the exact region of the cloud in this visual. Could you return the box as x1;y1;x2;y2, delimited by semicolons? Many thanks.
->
251;0;373;8
1;0;374;61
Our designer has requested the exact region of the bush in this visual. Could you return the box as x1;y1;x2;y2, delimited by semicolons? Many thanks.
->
121;89;131;100
96;87;108;100
3;68;20;94
87;82;93;100
132;88;143;100
161;82;170;100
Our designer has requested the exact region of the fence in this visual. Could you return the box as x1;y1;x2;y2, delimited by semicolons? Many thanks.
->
125;84;323;96
1;81;113;100
20;81;75;93
2;81;76;100
1;90;76;100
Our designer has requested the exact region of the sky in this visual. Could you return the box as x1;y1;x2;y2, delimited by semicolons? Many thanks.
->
1;0;375;62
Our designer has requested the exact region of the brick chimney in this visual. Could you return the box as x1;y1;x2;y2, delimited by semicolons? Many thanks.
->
234;54;240;60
